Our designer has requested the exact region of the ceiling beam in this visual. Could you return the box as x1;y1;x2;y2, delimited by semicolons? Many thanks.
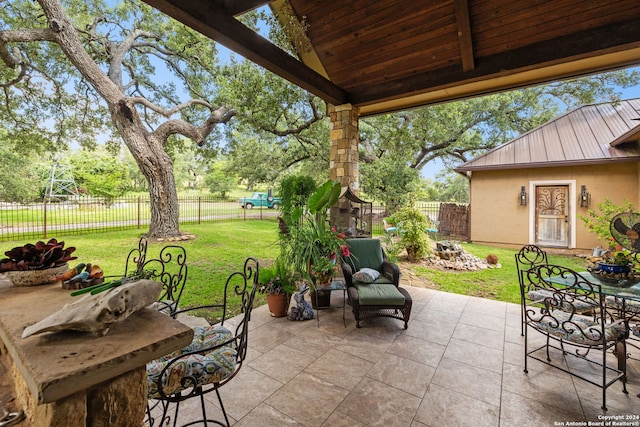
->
454;0;474;72
218;0;271;17
352;17;640;108
142;0;348;105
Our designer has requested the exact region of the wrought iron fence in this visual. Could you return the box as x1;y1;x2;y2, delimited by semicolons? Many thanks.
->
0;196;467;242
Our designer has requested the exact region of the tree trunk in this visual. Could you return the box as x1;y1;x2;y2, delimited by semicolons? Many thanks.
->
143;149;180;238
113;113;181;238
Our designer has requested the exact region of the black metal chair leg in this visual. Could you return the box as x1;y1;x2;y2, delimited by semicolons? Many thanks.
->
215;387;231;427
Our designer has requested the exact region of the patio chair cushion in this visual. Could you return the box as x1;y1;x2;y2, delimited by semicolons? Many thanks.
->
150;299;178;316
355;283;405;306
147;325;236;399
605;296;640;314
527;289;593;313
530;309;626;345
353;268;381;284
346;238;384;272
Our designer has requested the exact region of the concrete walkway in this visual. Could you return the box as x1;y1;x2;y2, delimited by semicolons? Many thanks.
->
159;285;640;427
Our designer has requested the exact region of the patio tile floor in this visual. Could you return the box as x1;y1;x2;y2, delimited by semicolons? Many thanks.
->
157;285;640;427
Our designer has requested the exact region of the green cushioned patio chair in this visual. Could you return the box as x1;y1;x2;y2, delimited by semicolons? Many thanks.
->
341;238;412;329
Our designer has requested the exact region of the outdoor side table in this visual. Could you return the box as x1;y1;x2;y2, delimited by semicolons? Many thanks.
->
315;279;346;327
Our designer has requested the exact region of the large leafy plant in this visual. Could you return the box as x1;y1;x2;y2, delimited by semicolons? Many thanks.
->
282;180;346;285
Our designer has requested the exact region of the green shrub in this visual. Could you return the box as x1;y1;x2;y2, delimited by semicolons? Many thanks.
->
389;205;433;261
579;198;636;245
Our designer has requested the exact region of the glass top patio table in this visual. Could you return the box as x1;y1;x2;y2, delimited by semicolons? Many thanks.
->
546;271;640;302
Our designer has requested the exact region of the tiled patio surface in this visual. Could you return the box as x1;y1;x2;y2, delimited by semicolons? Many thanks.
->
157;285;640;427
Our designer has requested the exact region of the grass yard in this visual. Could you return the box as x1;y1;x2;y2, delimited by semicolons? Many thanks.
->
0;223;589;317
404;243;588;305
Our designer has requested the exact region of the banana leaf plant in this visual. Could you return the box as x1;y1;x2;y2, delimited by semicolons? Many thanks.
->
0;238;77;272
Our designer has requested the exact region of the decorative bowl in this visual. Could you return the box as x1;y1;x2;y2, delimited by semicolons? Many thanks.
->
595;262;632;274
5;264;69;287
588;265;640;287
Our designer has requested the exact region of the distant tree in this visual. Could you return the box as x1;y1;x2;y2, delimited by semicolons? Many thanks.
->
0;0;234;237
362;74;639;172
359;157;421;214
216;14;330;186
70;149;130;200
422;172;469;204
0;131;43;202
204;161;236;199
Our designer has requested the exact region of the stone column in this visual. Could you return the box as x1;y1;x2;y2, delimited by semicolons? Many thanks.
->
329;104;359;192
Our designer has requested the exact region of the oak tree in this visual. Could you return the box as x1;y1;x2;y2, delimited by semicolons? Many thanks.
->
0;0;234;237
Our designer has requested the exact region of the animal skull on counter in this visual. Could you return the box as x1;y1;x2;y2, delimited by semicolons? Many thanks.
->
22;279;162;338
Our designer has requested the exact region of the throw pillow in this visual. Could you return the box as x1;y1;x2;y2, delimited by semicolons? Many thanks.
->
353;267;381;283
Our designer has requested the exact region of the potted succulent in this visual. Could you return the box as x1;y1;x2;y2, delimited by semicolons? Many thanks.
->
259;258;297;317
0;238;77;286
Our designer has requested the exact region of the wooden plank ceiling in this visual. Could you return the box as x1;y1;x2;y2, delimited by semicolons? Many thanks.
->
141;0;640;116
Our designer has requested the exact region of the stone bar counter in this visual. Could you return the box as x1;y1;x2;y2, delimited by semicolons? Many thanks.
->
0;280;194;426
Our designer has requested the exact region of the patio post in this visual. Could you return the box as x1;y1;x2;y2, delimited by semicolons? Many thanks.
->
328;103;359;192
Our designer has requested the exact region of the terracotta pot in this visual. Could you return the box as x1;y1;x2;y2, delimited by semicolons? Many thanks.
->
266;293;291;317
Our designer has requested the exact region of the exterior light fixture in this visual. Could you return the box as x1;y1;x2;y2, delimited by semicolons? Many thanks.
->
580;185;591;207
519;186;528;206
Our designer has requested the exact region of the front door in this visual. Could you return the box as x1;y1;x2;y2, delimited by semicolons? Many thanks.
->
535;185;569;247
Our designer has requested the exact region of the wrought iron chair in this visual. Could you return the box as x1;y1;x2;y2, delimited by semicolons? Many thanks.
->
515;244;548;336
142;244;188;318
123;236;148;277
341;238;411;328
146;257;259;427
522;264;628;411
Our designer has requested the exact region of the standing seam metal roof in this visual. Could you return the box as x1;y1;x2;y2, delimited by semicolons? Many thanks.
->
455;98;640;173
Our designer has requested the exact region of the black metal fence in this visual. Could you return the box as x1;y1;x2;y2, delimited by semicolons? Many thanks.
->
0;196;467;242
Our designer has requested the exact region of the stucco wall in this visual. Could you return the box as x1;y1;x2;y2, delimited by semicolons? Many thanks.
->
469;162;640;249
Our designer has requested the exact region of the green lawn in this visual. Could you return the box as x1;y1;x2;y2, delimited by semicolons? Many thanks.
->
1;223;589;316
1;221;281;318
405;242;588;304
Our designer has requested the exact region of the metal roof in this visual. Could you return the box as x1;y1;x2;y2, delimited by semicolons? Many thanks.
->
455;98;640;173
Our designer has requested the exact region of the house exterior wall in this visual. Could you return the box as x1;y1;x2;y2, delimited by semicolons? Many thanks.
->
469;162;640;249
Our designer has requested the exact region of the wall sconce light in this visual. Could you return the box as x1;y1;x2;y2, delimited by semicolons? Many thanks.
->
580;185;591;207
519;186;528;206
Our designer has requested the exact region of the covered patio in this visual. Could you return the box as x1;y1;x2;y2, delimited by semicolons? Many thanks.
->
164;284;640;426
93;1;640;424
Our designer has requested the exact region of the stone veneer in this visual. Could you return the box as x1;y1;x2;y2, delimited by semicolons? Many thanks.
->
329;104;359;191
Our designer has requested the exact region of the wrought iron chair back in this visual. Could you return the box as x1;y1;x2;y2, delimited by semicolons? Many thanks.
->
141;244;187;317
123;237;148;277
515;244;548;335
522;264;627;411
146;257;259;427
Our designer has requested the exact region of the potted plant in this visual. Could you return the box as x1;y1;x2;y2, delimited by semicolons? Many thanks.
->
597;250;635;274
280;180;349;307
0;238;77;286
388;205;433;262
259;258;297;318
